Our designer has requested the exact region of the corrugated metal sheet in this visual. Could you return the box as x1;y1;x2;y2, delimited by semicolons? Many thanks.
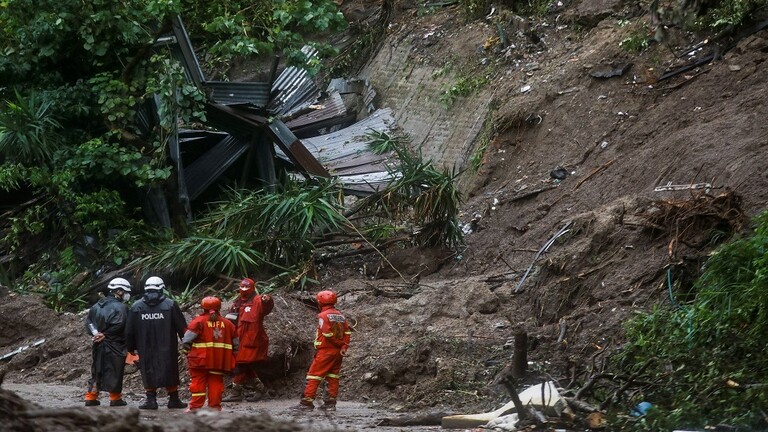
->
268;46;321;116
168;16;206;88
327;77;377;113
284;90;348;129
277;108;401;193
179;129;228;145
301;108;396;165
184;135;251;200
205;81;271;107
205;102;329;178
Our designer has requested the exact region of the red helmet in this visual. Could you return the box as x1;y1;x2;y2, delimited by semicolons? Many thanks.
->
201;296;222;312
316;290;337;306
239;278;255;294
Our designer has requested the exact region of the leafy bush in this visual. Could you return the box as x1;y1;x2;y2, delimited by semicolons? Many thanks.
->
15;249;90;312
439;73;490;108
617;209;768;430
142;179;346;280
0;90;63;165
188;0;347;74
619;29;650;53
142;236;267;277
364;132;464;249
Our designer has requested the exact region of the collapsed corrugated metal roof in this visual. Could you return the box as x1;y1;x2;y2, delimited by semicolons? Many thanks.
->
182;134;251;200
268;46;320;116
153;15;401;206
279;107;400;194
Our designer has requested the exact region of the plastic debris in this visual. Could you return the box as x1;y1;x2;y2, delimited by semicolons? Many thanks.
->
630;401;653;416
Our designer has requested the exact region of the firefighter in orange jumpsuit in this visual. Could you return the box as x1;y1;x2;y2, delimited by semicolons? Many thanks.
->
296;290;351;411
181;296;238;412
222;278;274;402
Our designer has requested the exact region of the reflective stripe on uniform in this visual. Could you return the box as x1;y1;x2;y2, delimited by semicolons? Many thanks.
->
326;373;340;379
191;342;233;349
344;331;352;334
210;371;224;375
306;375;323;381
192;392;207;397
321;332;334;337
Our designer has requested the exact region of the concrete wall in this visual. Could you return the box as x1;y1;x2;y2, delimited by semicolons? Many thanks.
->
360;41;493;172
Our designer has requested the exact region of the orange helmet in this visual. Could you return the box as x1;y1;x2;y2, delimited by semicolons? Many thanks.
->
316;290;337;306
239;278;255;295
201;296;222;312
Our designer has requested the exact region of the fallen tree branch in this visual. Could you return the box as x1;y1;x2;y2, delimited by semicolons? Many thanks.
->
499;376;531;422
573;158;616;191
574;373;614;400
564;396;601;413
377;411;455;426
599;358;654;410
314;236;411;262
498;184;559;206
514;220;573;294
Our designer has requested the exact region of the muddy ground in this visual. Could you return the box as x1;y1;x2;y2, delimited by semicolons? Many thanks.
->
2;0;768;430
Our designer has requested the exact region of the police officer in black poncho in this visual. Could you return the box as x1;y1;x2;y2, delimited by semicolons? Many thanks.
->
84;278;132;407
125;276;188;409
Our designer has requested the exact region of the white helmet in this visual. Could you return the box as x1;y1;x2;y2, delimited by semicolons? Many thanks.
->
144;276;165;291
107;277;132;292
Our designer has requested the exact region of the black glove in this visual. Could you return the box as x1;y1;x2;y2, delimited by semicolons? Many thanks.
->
180;343;191;354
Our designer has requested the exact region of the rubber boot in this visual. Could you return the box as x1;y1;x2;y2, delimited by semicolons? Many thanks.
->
222;384;244;402
320;398;336;411
110;399;127;407
167;391;187;409
293;398;315;412
85;390;100;406
139;392;158;410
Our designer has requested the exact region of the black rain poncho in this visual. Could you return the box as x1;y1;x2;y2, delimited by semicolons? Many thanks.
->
85;296;128;393
125;292;187;388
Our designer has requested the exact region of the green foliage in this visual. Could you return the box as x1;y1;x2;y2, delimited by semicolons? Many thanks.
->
199;179;347;266
459;0;492;20
0;90;63;165
141;236;268;276
704;0;761;30
15;249;90;312
439;73;490;108
265;262;319;293
469;116;494;172
619;28;650;53
616;210;768;430
506;0;552;17
0;0;181;82
61;137;166;185
368;129;400;154
188;0;347;74
140;179;346;281
145;56;207;128
168;280;206;308
89;74;140;127
0;163;28;191
363;132;464;249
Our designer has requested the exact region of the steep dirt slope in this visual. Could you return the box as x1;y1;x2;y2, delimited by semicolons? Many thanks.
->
327;0;768;414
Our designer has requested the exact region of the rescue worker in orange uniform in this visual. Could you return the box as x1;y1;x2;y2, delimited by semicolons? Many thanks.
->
296;290;351;411
222;278;274;402
181;296;238;412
